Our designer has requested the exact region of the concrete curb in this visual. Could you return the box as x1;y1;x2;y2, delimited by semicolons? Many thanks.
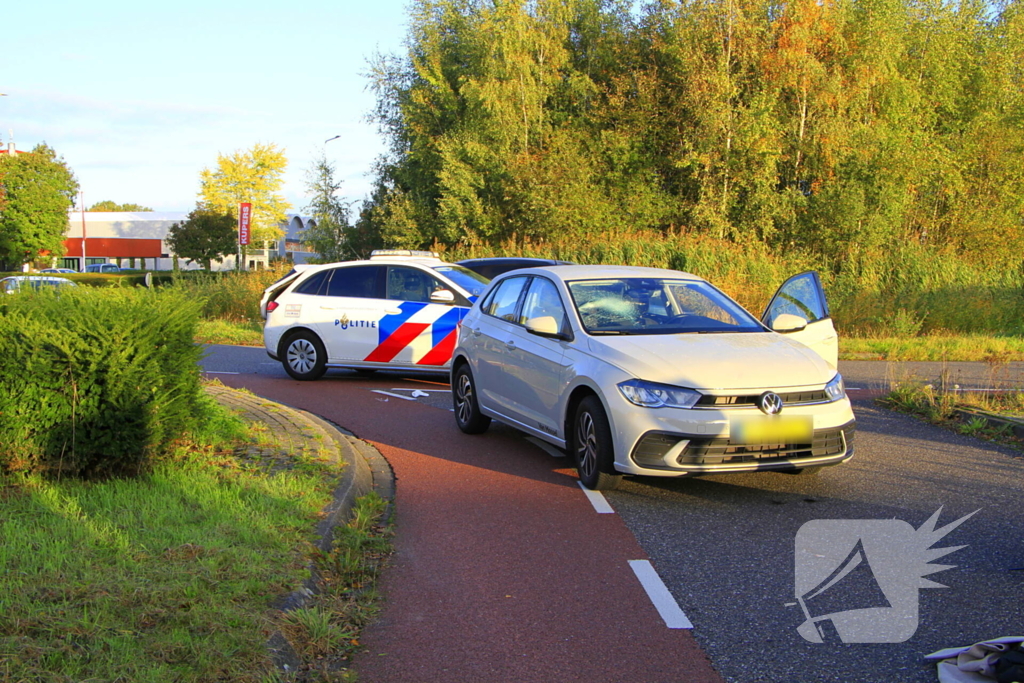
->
954;407;1024;438
205;385;395;673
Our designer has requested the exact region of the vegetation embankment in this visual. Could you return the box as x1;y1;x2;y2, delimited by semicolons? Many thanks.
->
0;286;391;681
880;382;1024;452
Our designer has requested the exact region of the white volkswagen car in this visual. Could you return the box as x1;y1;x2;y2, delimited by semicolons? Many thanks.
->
261;251;490;380
451;265;854;489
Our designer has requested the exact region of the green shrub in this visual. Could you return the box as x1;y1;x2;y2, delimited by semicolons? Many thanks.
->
0;287;205;478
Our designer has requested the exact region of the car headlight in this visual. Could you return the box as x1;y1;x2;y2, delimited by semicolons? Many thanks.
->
824;374;846;401
618;379;702;409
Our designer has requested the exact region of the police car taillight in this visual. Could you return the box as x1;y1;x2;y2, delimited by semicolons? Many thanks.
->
266;301;280;313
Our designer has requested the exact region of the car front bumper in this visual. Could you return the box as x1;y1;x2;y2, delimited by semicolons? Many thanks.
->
607;396;857;477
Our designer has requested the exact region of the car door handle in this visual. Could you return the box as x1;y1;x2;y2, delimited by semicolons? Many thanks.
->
467;327;481;336
505;340;516;350
384;308;402;315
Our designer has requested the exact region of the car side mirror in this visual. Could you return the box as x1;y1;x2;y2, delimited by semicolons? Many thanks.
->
430;289;456;304
524;316;568;340
771;313;808;333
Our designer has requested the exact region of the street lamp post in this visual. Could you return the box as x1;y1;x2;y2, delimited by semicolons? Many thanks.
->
325;135;340;144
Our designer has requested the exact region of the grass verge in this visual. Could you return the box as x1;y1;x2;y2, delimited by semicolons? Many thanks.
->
196;318;265;346
0;395;391;682
840;334;1024;362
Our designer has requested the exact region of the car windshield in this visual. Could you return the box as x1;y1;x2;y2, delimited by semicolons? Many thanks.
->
567;277;763;335
433;265;490;298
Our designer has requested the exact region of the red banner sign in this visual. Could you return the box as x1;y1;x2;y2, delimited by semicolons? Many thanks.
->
238;203;252;246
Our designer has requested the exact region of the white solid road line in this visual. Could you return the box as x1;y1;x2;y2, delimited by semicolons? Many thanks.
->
371;390;418;401
577;481;615;514
524;436;566;459
628;560;694;629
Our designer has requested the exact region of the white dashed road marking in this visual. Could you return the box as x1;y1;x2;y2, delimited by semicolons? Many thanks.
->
628;560;693;629
371;390;418;401
577;481;615;514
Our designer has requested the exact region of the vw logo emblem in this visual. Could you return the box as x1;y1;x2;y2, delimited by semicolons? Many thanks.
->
759;391;783;415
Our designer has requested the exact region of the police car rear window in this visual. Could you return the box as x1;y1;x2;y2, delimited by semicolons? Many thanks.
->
293;270;330;295
326;265;382;298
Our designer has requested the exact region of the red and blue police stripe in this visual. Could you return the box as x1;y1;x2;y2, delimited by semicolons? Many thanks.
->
363;302;468;366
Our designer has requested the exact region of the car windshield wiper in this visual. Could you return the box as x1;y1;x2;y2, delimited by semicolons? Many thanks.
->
588;329;640;335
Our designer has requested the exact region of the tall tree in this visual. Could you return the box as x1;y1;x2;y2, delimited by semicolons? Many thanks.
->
198;143;290;244
0;143;79;270
87;200;153;212
165;208;238;271
301;151;355;262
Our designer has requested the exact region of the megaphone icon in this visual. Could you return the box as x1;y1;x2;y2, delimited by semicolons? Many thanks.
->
796;538;892;643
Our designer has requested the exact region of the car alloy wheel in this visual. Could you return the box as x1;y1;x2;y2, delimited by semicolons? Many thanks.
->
452;365;490;434
573;396;621;490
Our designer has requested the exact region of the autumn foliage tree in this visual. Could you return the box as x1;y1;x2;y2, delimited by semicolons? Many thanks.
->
359;0;1024;271
198;143;290;245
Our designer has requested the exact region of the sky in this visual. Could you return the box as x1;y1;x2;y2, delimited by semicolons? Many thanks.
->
2;0;412;215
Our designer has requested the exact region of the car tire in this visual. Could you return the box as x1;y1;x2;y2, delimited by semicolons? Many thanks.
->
282;331;327;381
573;396;622;491
453;364;491;434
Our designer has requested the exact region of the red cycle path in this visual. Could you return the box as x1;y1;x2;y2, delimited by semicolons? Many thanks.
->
219;373;723;683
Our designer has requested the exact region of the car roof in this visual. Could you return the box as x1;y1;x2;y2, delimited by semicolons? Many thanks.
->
2;275;75;283
456;257;570;265
493;264;706;282
293;255;454;274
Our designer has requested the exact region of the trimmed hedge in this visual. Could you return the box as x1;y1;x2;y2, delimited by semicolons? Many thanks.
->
0;287;205;478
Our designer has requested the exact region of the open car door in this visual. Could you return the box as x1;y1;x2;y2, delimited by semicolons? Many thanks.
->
761;271;838;369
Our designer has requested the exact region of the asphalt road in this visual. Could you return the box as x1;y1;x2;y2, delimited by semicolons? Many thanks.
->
201;346;1024;682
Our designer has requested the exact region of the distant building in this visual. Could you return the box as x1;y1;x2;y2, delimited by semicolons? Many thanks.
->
59;212;319;271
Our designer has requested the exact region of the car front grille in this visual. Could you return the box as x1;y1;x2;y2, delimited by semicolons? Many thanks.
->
694;390;831;408
677;425;853;465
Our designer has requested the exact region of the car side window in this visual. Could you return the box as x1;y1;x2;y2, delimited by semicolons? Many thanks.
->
483;276;528;322
519;277;569;334
764;273;826;327
293;270;331;296
326;265;382;298
387;266;444;303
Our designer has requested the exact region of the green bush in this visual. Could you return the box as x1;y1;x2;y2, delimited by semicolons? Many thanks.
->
0;287;206;478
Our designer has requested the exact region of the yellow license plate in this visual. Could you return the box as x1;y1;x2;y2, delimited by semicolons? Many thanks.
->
730;415;813;444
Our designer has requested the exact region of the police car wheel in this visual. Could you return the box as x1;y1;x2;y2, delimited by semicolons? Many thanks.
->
573;396;621;491
453;365;490;434
283;331;327;381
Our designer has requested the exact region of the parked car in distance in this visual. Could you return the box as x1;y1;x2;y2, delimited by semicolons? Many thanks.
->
451;265;852;490
84;263;120;273
2;276;78;294
261;250;491;380
456;257;574;280
40;268;77;274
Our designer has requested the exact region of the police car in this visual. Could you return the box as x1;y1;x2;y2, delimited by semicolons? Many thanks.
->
261;251;490;380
